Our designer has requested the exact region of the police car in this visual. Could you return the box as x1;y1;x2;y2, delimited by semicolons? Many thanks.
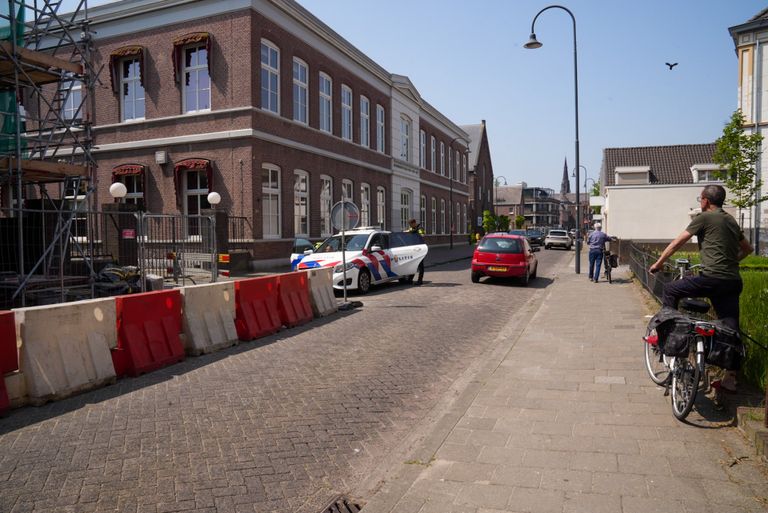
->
296;227;428;294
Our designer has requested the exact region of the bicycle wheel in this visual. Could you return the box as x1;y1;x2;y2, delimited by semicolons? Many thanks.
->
605;262;612;283
644;328;670;385
670;349;701;421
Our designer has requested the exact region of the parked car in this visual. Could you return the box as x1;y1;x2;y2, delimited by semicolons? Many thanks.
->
508;229;527;237
296;228;427;294
471;233;539;286
544;229;572;250
290;238;316;270
569;229;577;239
526;229;544;246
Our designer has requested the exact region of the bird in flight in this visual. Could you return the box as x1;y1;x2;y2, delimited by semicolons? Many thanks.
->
665;62;678;70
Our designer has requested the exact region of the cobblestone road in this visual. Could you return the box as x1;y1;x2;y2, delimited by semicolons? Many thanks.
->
0;251;566;513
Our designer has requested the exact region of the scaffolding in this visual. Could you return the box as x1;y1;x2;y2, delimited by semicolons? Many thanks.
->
0;0;97;306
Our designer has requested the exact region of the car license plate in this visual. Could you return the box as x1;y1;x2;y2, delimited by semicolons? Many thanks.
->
488;266;507;272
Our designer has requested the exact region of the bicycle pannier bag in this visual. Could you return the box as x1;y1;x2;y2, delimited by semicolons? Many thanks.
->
705;322;744;371
658;318;693;357
609;254;618;268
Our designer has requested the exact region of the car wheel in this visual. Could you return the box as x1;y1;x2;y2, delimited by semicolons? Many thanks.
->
521;268;530;286
471;271;481;283
357;269;371;294
399;276;412;284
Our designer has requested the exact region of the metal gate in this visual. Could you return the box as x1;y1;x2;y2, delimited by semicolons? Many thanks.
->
137;213;218;287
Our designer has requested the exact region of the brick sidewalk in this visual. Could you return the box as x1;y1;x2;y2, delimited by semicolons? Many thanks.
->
361;259;768;513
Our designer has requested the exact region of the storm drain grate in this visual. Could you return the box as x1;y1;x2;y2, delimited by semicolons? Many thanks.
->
320;496;363;513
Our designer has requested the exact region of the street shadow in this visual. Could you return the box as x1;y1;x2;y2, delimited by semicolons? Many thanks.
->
479;276;554;289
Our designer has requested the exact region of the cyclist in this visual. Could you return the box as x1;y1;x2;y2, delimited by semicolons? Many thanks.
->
649;184;753;391
586;222;613;282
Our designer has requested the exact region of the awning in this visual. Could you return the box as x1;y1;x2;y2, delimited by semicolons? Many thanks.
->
109;46;145;94
111;163;146;201
173;158;213;208
172;32;211;84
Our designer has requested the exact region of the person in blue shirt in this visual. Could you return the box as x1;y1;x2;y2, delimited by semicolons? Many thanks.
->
587;223;612;282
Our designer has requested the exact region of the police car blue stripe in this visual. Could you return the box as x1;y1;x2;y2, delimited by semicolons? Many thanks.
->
367;261;382;281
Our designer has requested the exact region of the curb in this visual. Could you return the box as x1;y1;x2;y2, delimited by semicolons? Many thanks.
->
736;406;768;463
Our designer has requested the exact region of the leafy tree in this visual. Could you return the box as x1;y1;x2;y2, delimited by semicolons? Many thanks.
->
482;210;496;234
713;110;766;227
590;180;600;197
515;214;526;229
497;215;510;232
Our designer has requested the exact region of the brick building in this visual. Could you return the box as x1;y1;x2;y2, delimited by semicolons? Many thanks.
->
462;120;494;235
81;0;474;264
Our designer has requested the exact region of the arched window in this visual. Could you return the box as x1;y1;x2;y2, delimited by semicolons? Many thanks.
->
294;170;309;237
320;175;333;237
260;39;280;114
262;164;281;238
360;183;371;226
440;198;446;234
341;84;353;140
431;197;437;234
319;72;333;133
292;57;308;123
420;195;426;228
400;188;412;230
377;186;386;229
360;96;370;147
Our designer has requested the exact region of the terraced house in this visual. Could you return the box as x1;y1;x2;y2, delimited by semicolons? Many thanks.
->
86;0;474;266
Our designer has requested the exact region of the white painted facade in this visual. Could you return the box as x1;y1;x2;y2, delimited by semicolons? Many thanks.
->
390;77;421;231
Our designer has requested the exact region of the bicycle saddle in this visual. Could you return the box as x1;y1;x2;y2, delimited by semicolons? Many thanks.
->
680;298;710;314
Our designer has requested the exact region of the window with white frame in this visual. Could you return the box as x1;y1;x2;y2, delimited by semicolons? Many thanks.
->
360;96;370;147
455;150;460;181
462;153;467;183
400;188;412;230
462;204;467;233
456;202;460;235
320;175;333;237
431;197;437;234
376;104;385;152
61;79;82;121
319;73;332;133
183;44;210;113
420;194;426;227
292;57;308;124
262;164;281;238
260;39;280;114
117;174;144;207
440;142;445;176
419;130;426;168
430;136;436;172
400;116;411;161
121;58;144;121
361;183;371;226
377;186;386;229
341;179;353;203
448;145;453;179
294;170;309;237
440;198;446;234
691;165;724;183
184;169;210;236
341;85;353;141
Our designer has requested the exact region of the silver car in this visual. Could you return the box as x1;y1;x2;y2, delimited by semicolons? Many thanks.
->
544;229;572;250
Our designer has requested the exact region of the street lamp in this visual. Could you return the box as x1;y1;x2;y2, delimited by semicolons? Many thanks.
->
109;181;127;202
448;137;469;249
525;5;582;274
494;176;508;213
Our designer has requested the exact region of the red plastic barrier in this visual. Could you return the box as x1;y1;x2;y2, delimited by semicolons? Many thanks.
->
0;311;18;375
112;290;184;377
278;272;313;328
235;276;282;341
0;376;9;415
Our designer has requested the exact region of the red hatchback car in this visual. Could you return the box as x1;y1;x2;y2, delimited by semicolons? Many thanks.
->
471;233;539;285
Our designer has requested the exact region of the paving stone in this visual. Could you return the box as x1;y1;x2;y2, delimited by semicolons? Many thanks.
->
539;469;592;492
562;491;621;513
591;471;648;497
521;449;571;470
508;487;564;513
569;452;617;472
490;465;542;488
455;483;514;510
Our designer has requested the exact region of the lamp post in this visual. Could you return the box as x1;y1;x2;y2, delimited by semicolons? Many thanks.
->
109;182;128;203
525;5;581;274
494;176;508;215
448;137;469;249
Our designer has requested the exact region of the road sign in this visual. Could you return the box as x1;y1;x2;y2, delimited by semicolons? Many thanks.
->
331;201;360;231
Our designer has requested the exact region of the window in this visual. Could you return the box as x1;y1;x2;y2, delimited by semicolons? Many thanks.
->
440;199;446;234
361;183;371;226
183;45;210;113
341;84;353;141
319;73;332;133
440;142;445;176
462;153;467;183
456;202;461;235
184;169;210;236
118;174;144;207
691;165;724;183
376;104;385;152
400;116;411;161
341;179;353;202
292;58;308;124
320;175;333;237
61;79;82;121
121;58;145;121
455;150;460;181
262;164;281;238
376;186;386;229
462;204;467;234
430;136;436;172
400;188;412;230
294;170;309;237
360;96;370;147
419;130;426;168
260;40;280;114
431;197;437;235
448;145;453;179
420;194;426;227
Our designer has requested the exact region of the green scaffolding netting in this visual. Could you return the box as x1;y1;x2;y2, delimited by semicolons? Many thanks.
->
0;1;25;154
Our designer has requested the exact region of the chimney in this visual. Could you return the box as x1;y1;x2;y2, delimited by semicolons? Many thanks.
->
481;119;486;125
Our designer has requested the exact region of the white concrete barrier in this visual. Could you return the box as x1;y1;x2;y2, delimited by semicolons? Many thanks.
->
180;281;238;355
16;298;117;405
4;371;27;408
305;268;338;317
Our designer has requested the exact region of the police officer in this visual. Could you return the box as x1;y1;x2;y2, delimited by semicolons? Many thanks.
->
406;219;425;285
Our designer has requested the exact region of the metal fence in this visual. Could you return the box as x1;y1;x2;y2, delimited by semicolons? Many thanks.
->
0;207;218;309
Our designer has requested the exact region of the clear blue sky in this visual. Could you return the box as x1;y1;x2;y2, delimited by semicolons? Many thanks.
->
76;0;767;192
297;0;766;192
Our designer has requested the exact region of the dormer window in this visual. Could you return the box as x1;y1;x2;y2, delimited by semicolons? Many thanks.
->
614;166;650;185
690;164;723;183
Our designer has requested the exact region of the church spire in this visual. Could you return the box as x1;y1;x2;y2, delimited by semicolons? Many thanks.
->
560;158;571;195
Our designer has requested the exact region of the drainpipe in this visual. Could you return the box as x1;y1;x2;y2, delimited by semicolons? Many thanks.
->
753;39;762;254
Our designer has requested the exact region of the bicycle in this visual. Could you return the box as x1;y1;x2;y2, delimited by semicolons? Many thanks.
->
603;250;616;283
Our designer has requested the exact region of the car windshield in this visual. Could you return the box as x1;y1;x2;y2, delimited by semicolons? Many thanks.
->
527;230;543;237
478;237;522;254
315;234;369;252
549;230;568;237
508;230;526;236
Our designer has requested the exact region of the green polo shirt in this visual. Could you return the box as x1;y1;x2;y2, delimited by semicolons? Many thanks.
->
685;207;744;280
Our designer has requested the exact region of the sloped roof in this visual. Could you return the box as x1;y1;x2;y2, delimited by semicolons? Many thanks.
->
460;123;483;169
601;143;716;186
749;7;768;21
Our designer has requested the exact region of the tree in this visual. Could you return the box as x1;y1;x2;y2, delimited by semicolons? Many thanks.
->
590;180;600;197
515;215;526;229
482;210;496;234
712;110;766;228
497;215;510;232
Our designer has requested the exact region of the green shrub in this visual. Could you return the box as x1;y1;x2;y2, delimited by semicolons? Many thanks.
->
740;271;768;391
